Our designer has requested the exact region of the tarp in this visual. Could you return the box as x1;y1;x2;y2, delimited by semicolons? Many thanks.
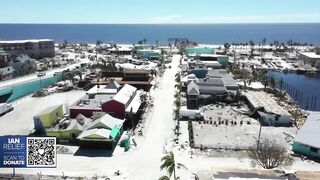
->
109;126;121;140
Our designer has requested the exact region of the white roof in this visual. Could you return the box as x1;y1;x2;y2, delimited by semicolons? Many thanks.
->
125;90;143;114
77;128;111;140
189;54;227;58
294;112;320;148
86;114;123;130
113;84;137;105
86;85;117;95
65;120;84;131
0;39;54;44
109;46;132;51
300;52;320;59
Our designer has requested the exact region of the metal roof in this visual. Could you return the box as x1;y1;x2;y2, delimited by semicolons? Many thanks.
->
294;112;320;148
77;128;111;140
113;84;137;105
86;114;123;130
187;81;200;95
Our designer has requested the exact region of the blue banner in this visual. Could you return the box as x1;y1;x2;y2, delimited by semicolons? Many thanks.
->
0;136;56;168
0;136;27;168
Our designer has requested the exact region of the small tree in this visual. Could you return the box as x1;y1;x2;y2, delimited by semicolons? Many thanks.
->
249;139;292;169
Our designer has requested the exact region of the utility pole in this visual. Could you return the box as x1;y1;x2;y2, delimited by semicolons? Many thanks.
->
257;122;262;149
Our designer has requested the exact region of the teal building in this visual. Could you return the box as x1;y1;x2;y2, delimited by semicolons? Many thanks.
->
137;49;161;60
0;73;62;103
186;47;215;55
292;112;320;159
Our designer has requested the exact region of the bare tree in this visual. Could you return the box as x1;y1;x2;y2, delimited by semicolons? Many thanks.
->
249;139;292;169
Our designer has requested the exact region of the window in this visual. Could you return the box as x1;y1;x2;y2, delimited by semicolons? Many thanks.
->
310;147;318;153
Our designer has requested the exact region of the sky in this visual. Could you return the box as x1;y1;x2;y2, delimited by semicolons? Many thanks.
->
0;0;320;24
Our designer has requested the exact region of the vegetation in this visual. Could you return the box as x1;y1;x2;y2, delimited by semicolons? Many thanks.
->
160;152;176;180
158;176;170;180
62;69;82;84
224;43;231;54
290;108;301;127
249;139;292;169
188;120;194;147
96;40;103;46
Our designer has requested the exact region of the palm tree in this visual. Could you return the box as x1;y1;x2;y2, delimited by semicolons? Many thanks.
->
159;176;170;180
249;40;255;58
73;69;83;81
224;43;230;54
96;40;103;46
160;151;176;180
175;73;181;83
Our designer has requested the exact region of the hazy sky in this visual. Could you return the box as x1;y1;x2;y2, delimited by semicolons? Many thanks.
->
1;0;320;23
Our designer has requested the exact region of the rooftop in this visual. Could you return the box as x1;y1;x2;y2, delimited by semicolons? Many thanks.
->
85;114;124;130
71;94;114;110
300;52;320;59
113;84;137;105
124;68;151;74
243;91;291;116
294;111;320;148
187;81;200;96
0;39;54;44
77;128;111;140
125;90;143;114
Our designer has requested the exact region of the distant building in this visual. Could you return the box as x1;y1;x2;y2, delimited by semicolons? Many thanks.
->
98;68;152;90
188;54;229;67
9;54;37;76
299;52;320;68
0;39;55;59
293;112;320;159
0;66;14;80
137;49;161;60
0;49;10;68
109;46;132;55
186;69;239;108
186;47;215;55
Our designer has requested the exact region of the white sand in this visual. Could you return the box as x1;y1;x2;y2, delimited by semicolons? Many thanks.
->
0;90;86;135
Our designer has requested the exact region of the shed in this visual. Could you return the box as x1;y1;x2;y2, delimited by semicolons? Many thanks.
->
293;112;320;158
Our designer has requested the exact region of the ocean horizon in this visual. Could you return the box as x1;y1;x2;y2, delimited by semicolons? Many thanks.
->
0;23;320;45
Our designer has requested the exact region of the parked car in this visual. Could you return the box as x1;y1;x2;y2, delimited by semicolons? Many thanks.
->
37;71;46;77
0;103;13;116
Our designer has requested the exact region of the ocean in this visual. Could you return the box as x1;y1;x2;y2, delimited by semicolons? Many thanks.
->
0;23;320;45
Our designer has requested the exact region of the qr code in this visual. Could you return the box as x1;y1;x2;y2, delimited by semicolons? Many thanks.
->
26;137;56;167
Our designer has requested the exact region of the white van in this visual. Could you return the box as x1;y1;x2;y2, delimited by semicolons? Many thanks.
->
179;106;204;120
